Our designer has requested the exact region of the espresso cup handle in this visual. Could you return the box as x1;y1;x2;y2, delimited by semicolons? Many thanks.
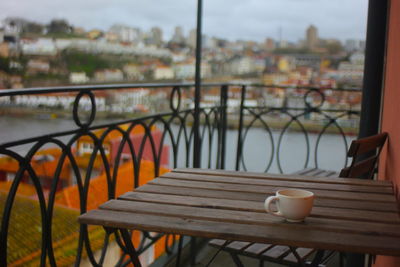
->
264;196;283;217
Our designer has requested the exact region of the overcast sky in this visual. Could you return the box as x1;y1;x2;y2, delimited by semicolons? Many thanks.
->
0;0;369;42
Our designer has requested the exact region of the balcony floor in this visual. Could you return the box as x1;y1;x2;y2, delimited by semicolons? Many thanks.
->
168;244;342;267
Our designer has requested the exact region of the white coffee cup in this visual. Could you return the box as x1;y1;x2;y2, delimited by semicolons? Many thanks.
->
264;189;314;222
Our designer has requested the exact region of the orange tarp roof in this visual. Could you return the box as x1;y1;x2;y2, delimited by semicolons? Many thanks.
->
0;181;37;197
55;160;170;211
0;191;106;267
54;160;172;264
0;148;71;180
78;124;155;142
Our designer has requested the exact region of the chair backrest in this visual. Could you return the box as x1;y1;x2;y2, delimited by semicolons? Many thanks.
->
339;132;388;179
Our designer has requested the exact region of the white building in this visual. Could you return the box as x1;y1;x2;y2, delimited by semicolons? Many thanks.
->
19;37;172;58
14;94;106;111
26;59;50;74
349;51;365;65
21;38;57;56
174;61;195;79
109;24;142;44
55;39;74;50
111;89;150;112
154;66;174;80
173;61;211;79
123;64;142;80
69;72;89;84
228;57;257;75
94;69;124;82
344;39;366;52
335;51;364;82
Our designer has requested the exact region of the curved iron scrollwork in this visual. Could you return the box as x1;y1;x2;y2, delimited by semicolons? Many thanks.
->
0;83;360;266
0;83;226;266
236;86;361;174
304;88;325;110
72;90;97;128
170;86;182;113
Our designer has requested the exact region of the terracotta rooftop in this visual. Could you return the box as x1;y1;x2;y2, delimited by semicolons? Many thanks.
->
55;160;169;210
0;191;105;266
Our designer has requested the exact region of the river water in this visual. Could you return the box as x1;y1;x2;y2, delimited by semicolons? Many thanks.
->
0;116;355;175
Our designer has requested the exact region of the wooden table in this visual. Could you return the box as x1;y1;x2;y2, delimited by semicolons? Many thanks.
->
79;168;400;266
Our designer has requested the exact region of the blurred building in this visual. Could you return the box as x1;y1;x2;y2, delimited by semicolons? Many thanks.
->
0;42;9;57
123;63;143;81
21;38;57;56
171;26;185;44
26;59;50;74
69;72;89;84
109;24;142;44
188;29;197;49
227;56;257;75
150;27;163;47
94;69;124;82
86;29;103;40
154;65;174;80
344;39;366;52
264;38;276;51
306;25;318;50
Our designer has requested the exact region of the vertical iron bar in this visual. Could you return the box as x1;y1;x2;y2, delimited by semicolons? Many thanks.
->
309;250;325;267
349;1;388;266
235;85;247;170
358;0;388;140
190;2;203;265
120;229;142;267
219;84;228;169
175;236;183;267
190;236;197;266
229;253;245;267
193;0;203;169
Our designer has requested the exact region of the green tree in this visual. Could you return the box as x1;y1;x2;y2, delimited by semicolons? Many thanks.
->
23;22;44;34
273;47;311;54
62;50;110;76
0;57;10;72
47;19;72;34
325;42;344;54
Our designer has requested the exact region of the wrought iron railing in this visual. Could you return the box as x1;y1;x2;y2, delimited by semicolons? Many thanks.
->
0;82;361;266
235;85;360;174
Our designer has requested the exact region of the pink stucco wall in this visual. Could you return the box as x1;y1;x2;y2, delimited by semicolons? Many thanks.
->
376;0;400;266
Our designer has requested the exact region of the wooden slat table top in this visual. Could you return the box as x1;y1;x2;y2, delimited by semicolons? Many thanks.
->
79;168;400;257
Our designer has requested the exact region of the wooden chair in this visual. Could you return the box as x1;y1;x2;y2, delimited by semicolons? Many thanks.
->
339;132;388;179
209;132;388;267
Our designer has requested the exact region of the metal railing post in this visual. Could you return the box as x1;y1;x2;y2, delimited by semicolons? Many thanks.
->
218;84;228;169
193;0;203;169
190;0;203;266
235;85;247;171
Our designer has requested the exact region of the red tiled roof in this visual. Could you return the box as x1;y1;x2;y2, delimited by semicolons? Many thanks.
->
0;191;106;266
55;160;170;210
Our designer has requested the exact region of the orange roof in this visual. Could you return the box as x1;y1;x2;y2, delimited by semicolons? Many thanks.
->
78;123;154;141
55;160;170;210
0;181;37;197
0;148;71;180
0;191;105;267
1;160;171;266
53;161;173;265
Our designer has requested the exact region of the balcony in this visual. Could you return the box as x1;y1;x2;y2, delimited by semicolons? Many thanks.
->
0;82;362;266
1;1;400;266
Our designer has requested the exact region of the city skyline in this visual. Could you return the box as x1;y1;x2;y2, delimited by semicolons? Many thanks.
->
0;0;369;42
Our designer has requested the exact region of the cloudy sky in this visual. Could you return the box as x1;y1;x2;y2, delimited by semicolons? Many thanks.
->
1;0;369;42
